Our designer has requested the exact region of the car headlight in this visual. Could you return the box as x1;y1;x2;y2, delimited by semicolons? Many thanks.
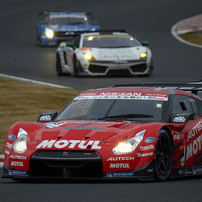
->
45;29;54;39
113;130;145;154
84;53;92;60
140;52;147;59
13;128;28;153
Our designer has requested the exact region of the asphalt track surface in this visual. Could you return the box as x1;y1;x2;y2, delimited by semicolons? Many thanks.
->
1;0;202;90
1;0;202;201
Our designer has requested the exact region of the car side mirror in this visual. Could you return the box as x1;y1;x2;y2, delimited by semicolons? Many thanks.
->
66;42;74;50
37;111;57;122
141;41;149;46
170;112;196;123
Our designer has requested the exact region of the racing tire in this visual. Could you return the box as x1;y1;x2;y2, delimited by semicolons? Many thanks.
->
56;54;63;76
153;130;172;181
74;59;81;77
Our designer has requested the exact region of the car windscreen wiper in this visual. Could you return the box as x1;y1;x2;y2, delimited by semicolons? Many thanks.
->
98;113;154;120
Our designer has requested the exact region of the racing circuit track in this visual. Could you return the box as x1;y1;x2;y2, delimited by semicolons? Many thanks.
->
1;0;202;201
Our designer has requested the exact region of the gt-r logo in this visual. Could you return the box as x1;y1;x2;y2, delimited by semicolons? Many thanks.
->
36;140;102;149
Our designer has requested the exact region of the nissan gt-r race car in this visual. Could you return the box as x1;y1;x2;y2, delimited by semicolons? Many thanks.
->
36;11;100;46
56;30;153;77
3;84;202;182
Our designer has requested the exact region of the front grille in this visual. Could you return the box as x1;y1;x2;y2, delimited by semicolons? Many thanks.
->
30;151;103;178
129;64;147;73
89;64;108;73
54;31;70;37
107;69;131;76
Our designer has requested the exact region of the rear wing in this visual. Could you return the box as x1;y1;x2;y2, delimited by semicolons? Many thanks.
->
110;83;202;98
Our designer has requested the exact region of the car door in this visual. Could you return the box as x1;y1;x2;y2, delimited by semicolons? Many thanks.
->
172;95;202;167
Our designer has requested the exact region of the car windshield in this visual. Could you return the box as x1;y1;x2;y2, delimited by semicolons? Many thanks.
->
49;16;89;25
55;98;165;122
82;35;140;48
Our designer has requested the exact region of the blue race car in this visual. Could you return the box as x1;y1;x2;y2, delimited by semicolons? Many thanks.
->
36;11;100;46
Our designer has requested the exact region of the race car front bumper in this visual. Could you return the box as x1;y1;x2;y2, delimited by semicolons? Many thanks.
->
2;158;155;181
78;59;152;76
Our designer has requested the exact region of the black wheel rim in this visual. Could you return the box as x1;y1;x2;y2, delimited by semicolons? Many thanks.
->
156;136;171;176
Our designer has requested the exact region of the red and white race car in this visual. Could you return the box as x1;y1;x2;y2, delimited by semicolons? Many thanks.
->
2;84;202;181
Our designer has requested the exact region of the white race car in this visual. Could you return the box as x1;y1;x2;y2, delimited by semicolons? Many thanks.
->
56;30;153;77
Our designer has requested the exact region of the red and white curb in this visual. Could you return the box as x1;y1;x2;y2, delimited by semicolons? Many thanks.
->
0;154;4;168
171;14;202;48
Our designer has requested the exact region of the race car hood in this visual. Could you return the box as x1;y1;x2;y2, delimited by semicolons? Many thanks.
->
88;47;147;61
40;24;99;32
34;120;143;143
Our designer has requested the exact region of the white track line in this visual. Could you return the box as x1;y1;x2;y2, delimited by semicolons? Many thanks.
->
0;73;72;89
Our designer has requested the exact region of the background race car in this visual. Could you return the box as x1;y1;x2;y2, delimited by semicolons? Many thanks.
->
56;30;153;77
36;11;100;46
3;84;202;181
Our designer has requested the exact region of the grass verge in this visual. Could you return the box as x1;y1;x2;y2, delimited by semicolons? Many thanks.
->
179;30;202;45
0;77;81;154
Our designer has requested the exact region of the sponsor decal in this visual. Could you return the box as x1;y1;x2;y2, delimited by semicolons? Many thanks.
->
45;122;66;128
9;155;27;160
187;119;202;141
186;134;202;161
173;116;186;123
185;168;192;176
36;140;102;149
65;127;103;130
63;152;68;156
76;92;168;101
5;142;12;149
107;157;134;161
110;163;130;169
106;172;134;177
145;137;155;143
137;152;153;157
8;134;16;141
5;149;9;155
140;144;154;151
192;167;202;174
11;161;24;167
99;92;142;96
71;121;124;125
8;170;27;176
173;134;183;140
156;103;162;108
179;170;184;175
39;115;52;122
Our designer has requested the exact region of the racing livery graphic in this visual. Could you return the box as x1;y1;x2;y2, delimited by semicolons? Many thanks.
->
36;11;100;46
56;30;153;76
2;84;202;181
